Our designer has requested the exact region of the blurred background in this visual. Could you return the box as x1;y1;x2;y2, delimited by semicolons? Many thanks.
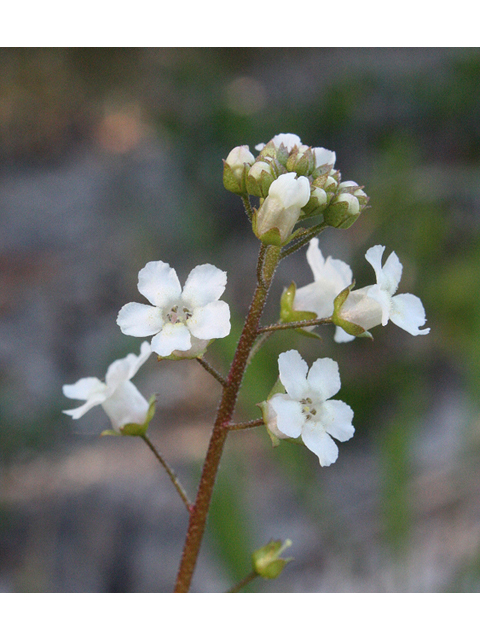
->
1;47;480;593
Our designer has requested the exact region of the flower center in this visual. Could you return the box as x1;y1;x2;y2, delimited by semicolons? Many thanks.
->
165;304;193;325
300;397;318;421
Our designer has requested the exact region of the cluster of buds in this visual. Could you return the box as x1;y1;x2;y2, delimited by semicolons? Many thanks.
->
223;133;370;245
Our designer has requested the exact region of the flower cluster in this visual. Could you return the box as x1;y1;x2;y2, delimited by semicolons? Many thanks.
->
63;262;232;432
223;132;369;246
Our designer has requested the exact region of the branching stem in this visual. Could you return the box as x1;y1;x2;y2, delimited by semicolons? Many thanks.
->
141;434;193;514
196;357;227;386
257;317;332;334
227;418;265;431
226;570;259;593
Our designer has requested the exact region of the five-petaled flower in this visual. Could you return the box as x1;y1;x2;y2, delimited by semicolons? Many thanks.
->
117;261;231;358
334;245;430;342
262;350;354;467
63;341;152;432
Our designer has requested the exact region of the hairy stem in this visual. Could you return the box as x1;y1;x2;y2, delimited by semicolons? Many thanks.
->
196;356;227;386
280;221;328;259
174;244;281;592
257;317;332;333
141;434;193;513
227;418;265;431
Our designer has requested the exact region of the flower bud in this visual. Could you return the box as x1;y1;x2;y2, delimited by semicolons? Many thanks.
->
246;159;278;197
338;180;369;206
313;146;336;170
252;539;293;580
324;192;362;229
301;185;330;218
253;173;311;245
222;145;255;195
286;145;315;176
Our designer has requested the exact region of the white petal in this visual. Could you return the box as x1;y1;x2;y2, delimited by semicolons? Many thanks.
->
334;326;356;343
301;426;339;467
277;350;309;401
187;300;231;340
305;238;326;281
321;400;355;442
294;282;335;318
62;377;105;400
268;394;305;438
105;342;151;390
306;357;341;402
151;323;192;357
340;286;384;330
381;251;403;295
366;285;392;326
365;245;386;284
390;293;430;336
126;341;152;379
313;147;336;168
271;133;302;152
101;380;149;431
181;264;227;308
63;398;103;420
117;302;164;337
137;261;181;308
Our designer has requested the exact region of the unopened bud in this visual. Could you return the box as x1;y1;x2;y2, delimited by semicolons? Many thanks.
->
253;173;310;245
252;539;293;580
246;159;278;197
286;146;315;176
324;192;361;229
223;145;255;195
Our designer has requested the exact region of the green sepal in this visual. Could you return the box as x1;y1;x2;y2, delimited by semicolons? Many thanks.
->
332;283;373;339
222;160;247;195
101;395;157;438
323;200;360;229
279;282;322;340
252;205;308;247
252;539;293;580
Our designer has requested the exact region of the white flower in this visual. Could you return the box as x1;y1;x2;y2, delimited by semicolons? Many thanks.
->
294;238;353;320
63;342;152;432
265;350;354;467
117;261;231;358
335;245;430;342
313;146;336;169
255;133;302;153
255;172;311;243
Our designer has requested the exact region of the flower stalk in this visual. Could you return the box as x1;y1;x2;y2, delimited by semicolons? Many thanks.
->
141;434;193;513
174;243;281;592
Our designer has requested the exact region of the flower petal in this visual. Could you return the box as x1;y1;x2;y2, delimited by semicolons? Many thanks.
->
187;300;231;340
334;326;356;343
381;250;403;296
306;357;341;402
268;394;304;438
366;285;392;326
181;264;227;308
321;400;355;442
137;260;181;308
301;426;339;467
390;293;430;336
365;245;402;296
150;323;192;357
62;377;105;400
277;350;309;401
102;380;149;431
117;302;164;337
105;342;151;390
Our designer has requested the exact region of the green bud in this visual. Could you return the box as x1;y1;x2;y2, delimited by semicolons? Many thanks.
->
285;146;315;176
324;192;361;229
252;539;293;580
246;159;278;197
